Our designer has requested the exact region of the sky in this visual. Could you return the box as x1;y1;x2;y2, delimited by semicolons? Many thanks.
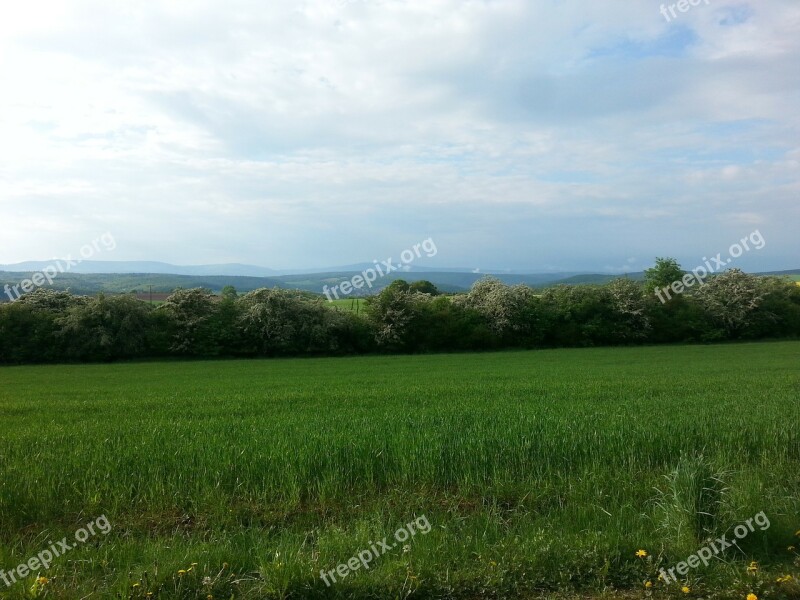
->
0;0;798;273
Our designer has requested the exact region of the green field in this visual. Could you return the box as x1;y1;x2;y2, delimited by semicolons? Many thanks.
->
327;297;367;312
1;343;799;599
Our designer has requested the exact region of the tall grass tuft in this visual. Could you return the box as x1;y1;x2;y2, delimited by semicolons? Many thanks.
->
654;453;731;549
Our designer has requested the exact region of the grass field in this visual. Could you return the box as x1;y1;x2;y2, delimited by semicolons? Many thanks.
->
327;297;366;312
1;343;799;599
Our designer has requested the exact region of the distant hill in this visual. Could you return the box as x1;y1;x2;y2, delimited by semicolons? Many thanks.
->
0;266;795;301
759;269;800;276
551;272;645;285
0;260;580;280
0;269;597;298
0;261;279;277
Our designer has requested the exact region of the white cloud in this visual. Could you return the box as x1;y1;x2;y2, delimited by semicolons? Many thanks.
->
0;0;797;270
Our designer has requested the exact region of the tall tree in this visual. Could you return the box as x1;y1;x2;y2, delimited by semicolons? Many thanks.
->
644;257;684;294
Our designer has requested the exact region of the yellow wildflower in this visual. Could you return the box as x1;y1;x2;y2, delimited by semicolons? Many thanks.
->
636;549;648;558
178;569;187;576
36;577;48;585
747;594;758;600
747;561;759;573
645;580;653;588
682;586;691;594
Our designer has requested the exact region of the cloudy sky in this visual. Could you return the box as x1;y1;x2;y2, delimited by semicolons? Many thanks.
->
1;0;798;272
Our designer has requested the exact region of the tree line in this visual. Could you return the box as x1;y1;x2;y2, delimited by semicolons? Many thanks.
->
0;261;798;364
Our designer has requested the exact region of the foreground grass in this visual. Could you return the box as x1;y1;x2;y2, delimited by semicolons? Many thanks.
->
0;342;799;599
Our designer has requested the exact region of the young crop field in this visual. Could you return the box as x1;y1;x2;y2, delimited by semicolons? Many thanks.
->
327;297;367;313
0;342;799;599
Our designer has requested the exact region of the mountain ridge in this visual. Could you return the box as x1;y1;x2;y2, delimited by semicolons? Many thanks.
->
0;259;633;279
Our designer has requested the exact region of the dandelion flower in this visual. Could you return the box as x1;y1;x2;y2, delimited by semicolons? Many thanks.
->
636;549;648;558
682;585;691;594
36;577;48;585
747;594;758;600
645;580;653;588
